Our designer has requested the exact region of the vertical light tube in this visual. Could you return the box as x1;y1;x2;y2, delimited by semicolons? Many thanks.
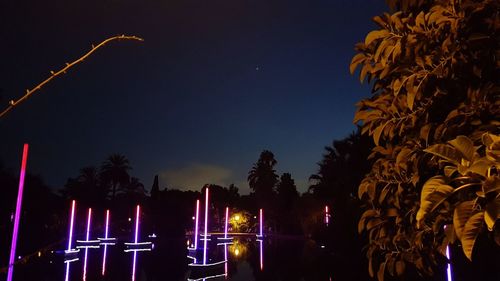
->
224;243;228;277
131;251;137;281
134;205;140;243
86;208;92;241
203;187;209;265
7;144;29;281
259;239;264;271
64;261;71;281
102;210;110;276
67;200;76;251
325;205;329;226
194;200;200;249
224;207;229;239
105;210;110;239
446;246;452;281
259;209;263;237
83;248;89;281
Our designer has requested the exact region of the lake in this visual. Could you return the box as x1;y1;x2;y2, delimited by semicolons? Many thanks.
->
4;236;335;281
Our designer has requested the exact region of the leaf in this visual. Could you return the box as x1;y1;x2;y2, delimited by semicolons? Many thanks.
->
365;29;390;46
373;121;390;146
419;124;432;145
453;201;474;239
485;196;500;231
406;74;416;110
461;212;484;261
468;159;493;176
416;176;454;227
350;53;365;74
395;147;412;172
395;260;405;276
448;135;475;161
424;144;462;165
377;261;386;281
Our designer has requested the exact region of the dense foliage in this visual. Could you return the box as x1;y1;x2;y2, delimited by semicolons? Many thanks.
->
351;0;499;279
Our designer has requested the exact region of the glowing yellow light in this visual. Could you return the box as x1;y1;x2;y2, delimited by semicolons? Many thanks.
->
37;251;41;257
234;248;240;256
234;215;240;221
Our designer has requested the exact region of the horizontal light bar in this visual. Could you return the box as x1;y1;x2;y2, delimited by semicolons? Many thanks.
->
188;260;227;267
123;248;152;253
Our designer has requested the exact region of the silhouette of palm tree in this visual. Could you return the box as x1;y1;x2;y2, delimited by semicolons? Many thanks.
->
100;154;131;200
247;150;278;195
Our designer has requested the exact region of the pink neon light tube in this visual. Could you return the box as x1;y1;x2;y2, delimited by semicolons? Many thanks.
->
102;210;110;276
203;187;209;264
259;239;264;271
224;207;229;239
135;205;140;243
325;205;329;225
194;200;200;249
105;210;110;239
131;251;138;281
67;200;76;251
7;144;29;281
259;209;263;237
86;208;92;241
446;245;452;281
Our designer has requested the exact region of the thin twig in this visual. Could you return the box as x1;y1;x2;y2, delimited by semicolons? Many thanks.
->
0;35;144;118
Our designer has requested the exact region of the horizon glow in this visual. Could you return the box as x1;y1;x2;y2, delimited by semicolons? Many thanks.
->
194;199;200;250
135;205;140;243
203;187;209;265
7;144;29;281
224;207;229;239
67;200;76;251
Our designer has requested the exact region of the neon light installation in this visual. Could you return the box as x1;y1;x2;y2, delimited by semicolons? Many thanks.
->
325;205;330;226
257;208;263;238
224;243;228;277
444;225;453;281
82;208;92;281
102;210;110;276
225;207;229;239
132;251;137;281
258;239;264;271
193;199;200;249
65;200;78;254
135;205;140;243
203;187;209;264
7;144;29;281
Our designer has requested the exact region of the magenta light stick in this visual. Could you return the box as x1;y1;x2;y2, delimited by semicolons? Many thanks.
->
102;210;110;276
135;205;140;243
259;239;264;271
224;207;229;239
7;144;29;281
194;199;200;249
131;251;137;281
86;208;92;241
325;205;329;225
203;187;209;264
259;209;263;237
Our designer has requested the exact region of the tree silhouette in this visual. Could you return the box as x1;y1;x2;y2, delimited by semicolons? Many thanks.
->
100;154;131;200
248;150;278;197
277;173;299;208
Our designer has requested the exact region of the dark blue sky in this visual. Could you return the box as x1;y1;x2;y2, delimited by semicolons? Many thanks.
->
0;0;385;194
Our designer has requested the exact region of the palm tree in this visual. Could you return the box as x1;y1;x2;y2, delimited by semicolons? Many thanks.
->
247;150;278;195
100;154;131;200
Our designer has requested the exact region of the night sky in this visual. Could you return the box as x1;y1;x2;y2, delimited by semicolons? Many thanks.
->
0;0;385;194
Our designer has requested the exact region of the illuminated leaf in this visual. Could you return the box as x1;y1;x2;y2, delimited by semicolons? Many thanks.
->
395;260;405;276
365;29;390;46
485;196;500;231
448;135;475;161
461;212;484;260
424;144;462;165
453;201;474;239
377;261;386;281
416;176;454;227
350;53;365;74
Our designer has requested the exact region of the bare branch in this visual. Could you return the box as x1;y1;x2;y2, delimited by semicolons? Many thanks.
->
0;35;144;118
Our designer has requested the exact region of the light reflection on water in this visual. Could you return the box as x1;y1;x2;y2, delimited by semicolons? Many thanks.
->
7;236;335;281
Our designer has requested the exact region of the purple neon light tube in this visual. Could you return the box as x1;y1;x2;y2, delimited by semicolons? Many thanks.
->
7;144;29;281
259;209;263;237
102;210;110;276
135;205;140;243
203;187;209;264
194;200;200;249
224;207;229;239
